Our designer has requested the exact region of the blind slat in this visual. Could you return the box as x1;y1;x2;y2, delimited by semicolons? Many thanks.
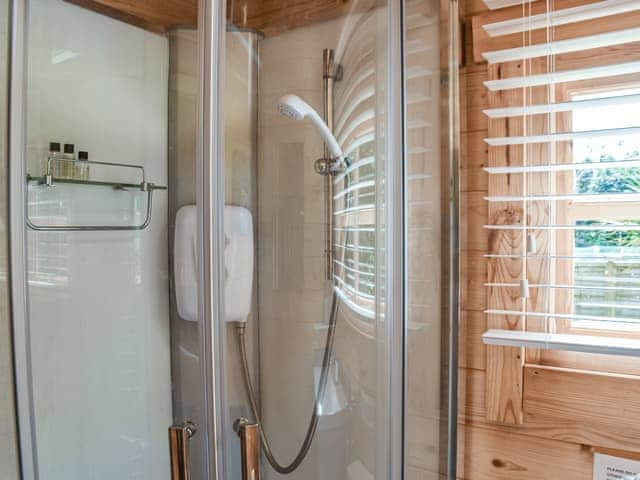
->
484;26;640;64
482;0;527;11
333;180;375;200
343;132;375;157
485;253;640;260
484;224;640;231
485;126;640;146
333;285;375;319
335;243;376;252
482;329;640;357
334;68;374;108
485;282;640;293
578;302;640;310
334;259;375;277
334;275;375;300
334;205;375;216
484;93;640;118
337;109;375;146
333;156;374;184
484;192;640;202
484;59;640;91
483;0;640;37
486;309;640;325
334;86;374;135
483;158;640;174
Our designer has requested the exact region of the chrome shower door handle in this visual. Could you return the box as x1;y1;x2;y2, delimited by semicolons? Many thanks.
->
168;421;197;480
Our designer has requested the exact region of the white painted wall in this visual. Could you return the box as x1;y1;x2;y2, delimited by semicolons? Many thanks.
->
24;1;171;479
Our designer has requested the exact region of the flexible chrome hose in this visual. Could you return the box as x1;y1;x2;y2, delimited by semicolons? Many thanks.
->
236;289;340;474
238;156;351;474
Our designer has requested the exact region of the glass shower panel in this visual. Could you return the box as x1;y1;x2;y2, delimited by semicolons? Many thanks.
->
331;10;391;480
221;3;394;480
15;1;207;478
403;0;453;478
167;25;261;480
168;26;208;480
24;2;171;477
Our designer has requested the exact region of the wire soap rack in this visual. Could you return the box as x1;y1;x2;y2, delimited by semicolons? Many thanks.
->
26;157;167;231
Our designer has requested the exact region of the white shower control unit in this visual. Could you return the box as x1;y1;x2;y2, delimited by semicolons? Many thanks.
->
174;204;254;323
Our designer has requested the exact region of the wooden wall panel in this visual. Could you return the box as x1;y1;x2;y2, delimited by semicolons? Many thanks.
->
459;311;486;370
458;367;486;421
458;423;593;480
460;66;488;131
460;131;488;192
524;366;640;452
460;192;487;251
460;249;487;312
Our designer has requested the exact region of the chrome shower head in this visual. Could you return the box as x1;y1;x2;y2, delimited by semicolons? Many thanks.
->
277;94;343;159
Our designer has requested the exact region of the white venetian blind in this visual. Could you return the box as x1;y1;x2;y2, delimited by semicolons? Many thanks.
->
332;12;378;319
477;0;640;356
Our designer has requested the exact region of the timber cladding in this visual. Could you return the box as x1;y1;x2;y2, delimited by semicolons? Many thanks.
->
458;0;640;478
64;0;376;36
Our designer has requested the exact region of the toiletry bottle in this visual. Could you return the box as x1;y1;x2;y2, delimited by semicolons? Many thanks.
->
62;143;75;179
76;151;90;181
47;142;62;177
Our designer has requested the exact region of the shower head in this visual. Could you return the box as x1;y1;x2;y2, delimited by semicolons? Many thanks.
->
277;94;308;121
277;94;343;159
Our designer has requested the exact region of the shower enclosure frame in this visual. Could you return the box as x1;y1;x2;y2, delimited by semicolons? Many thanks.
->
5;0;221;477
198;0;227;477
5;0;460;478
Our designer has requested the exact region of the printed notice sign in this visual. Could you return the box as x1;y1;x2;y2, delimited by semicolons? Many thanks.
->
594;453;640;480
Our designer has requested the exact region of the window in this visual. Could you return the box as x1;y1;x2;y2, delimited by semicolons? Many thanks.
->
571;89;640;331
472;0;640;427
477;1;640;361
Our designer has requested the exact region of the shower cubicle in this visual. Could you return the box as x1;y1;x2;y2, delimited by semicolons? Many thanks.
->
0;0;458;479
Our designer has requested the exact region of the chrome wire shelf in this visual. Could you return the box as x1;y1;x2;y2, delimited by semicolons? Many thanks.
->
26;158;167;231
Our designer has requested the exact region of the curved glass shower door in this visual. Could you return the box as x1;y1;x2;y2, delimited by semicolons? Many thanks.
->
214;0;455;478
215;1;415;479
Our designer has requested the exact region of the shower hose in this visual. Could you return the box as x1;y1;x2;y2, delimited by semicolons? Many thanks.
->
237;289;340;474
237;165;351;474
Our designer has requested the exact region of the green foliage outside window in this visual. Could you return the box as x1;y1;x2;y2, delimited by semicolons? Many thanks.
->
575;150;640;247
